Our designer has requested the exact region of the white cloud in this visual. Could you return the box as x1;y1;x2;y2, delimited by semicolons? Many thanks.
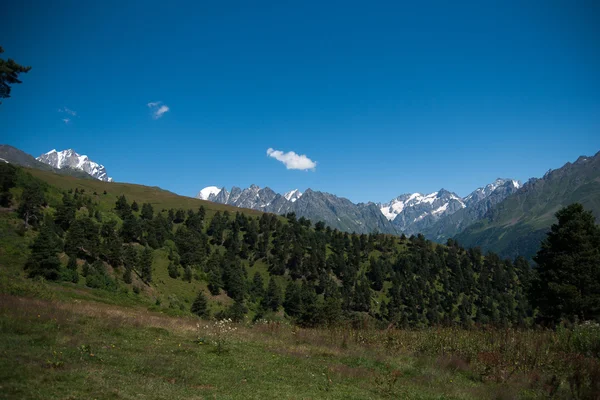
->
58;107;77;116
266;148;317;171
147;101;170;119
62;118;71;124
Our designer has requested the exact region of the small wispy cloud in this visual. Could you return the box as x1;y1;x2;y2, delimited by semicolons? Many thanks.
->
62;118;71;124
266;148;317;171
147;101;170;119
58;107;77;116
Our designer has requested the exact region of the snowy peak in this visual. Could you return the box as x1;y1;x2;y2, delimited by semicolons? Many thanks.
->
37;149;113;182
284;189;303;202
197;186;222;200
463;178;521;206
379;189;465;223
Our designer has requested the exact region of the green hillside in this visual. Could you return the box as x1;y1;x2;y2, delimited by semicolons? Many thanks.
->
2;163;532;328
2;163;600;399
455;152;600;259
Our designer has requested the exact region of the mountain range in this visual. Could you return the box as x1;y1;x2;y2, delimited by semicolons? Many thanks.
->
2;143;599;258
196;179;522;236
197;185;396;234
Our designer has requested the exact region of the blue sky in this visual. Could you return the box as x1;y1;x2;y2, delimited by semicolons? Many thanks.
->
2;0;599;203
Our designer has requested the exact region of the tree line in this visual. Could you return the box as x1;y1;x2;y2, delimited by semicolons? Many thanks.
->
2;163;599;327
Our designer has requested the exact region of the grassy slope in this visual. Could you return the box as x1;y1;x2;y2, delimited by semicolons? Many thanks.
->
0;290;533;400
26;168;265;220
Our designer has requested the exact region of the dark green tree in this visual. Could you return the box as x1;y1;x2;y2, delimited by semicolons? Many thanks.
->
532;204;600;323
207;269;223;295
262;278;282;311
191;290;210;318
18;182;45;228
140;246;153;283
167;262;180;279
0;163;17;207
0;46;31;102
122;245;138;284
140;203;154;220
25;226;61;280
131;200;139;212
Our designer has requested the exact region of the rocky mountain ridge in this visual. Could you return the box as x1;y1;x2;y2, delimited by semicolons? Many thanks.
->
37;149;113;182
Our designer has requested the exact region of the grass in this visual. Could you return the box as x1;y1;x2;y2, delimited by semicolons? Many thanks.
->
0;292;497;400
1;277;599;399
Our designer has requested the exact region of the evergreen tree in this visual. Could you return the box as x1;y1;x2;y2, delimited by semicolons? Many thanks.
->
120;215;142;243
18;182;45;228
65;255;79;283
131;200;139;212
141;203;154;220
54;193;77;232
532;204;600;323
249;272;265;301
0;46;32;102
283;281;302;317
167;262;180;279
122;245;138;284
0;163;17;207
114;195;132;219
25;226;62;280
191;290;210;318
64;217;100;260
207;269;223;295
263;278;282;311
140;246;153;283
184;266;193;282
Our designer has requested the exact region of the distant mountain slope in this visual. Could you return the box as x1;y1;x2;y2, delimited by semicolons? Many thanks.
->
422;179;521;242
454;152;600;259
197;185;397;234
37;149;113;182
0;145;94;180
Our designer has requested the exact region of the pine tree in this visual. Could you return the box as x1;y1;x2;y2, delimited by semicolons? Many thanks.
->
249;272;265;301
25;226;62;280
131;200;139;212
532;203;600;323
207;269;223;295
191;290;210;318
123;245;138;284
0;163;17;207
18;182;45;228
184;266;193;283
283;281;302;317
140;246;153;283
114;195;132;219
141;203;154;220
263;278;282;311
0;46;32;102
167;262;180;279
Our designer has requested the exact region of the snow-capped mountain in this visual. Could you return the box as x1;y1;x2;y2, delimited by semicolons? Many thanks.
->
378;179;521;236
284;189;302;202
37;149;113;182
379;189;466;235
463;178;521;207
196;186;222;200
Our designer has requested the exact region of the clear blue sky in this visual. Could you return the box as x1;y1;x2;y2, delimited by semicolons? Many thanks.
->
2;0;599;203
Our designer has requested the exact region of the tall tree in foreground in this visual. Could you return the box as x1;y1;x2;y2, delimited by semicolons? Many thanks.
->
0;46;31;103
532;203;600;324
